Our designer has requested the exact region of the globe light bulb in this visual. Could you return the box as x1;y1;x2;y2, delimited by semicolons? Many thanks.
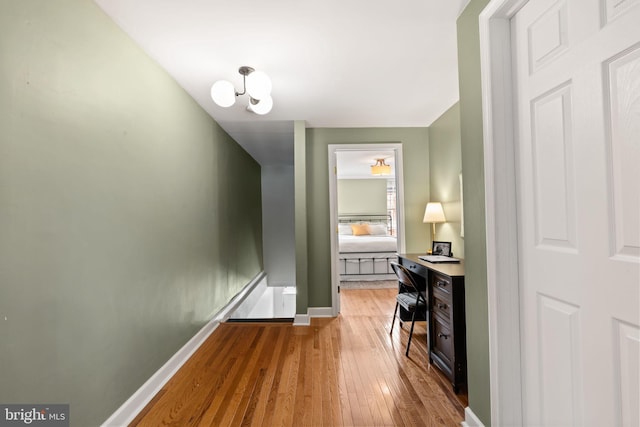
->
249;95;273;115
245;71;272;100
210;80;236;107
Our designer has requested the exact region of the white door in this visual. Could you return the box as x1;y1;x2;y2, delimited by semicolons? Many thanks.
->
512;0;640;425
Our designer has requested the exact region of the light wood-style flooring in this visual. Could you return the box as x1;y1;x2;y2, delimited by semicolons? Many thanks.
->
131;288;467;426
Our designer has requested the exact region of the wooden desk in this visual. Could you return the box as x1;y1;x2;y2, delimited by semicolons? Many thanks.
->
397;253;467;393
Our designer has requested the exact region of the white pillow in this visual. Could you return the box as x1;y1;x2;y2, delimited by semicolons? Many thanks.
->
367;223;388;236
338;224;353;235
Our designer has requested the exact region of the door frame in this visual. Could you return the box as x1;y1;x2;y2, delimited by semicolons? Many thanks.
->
327;143;406;316
479;0;530;425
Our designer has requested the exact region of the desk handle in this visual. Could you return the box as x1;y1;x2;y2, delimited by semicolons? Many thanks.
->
437;303;448;309
438;333;449;339
435;281;448;288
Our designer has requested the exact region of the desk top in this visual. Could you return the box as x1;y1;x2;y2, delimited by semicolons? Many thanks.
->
397;253;465;278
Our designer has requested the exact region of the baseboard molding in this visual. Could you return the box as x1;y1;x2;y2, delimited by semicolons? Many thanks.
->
308;307;333;317
293;314;310;326
213;271;268;323
461;407;485;427
293;307;333;326
101;271;266;426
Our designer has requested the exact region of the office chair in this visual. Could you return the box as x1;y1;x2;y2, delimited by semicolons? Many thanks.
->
389;262;427;357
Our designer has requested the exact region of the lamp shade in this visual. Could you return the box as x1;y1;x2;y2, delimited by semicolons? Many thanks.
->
245;70;272;100
423;202;446;223
371;159;391;176
211;80;236;107
249;95;273;115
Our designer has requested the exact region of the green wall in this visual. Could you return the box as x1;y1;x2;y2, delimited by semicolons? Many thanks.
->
0;1;263;425
458;0;491;424
304;128;429;308
428;102;464;259
337;179;388;215
294;121;309;315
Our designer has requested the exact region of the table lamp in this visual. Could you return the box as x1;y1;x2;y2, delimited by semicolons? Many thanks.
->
423;202;446;253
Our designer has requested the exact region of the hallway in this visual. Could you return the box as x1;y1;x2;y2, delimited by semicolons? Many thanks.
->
131;288;466;426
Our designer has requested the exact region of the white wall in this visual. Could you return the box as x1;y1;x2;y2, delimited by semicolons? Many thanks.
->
262;165;296;287
230;275;296;319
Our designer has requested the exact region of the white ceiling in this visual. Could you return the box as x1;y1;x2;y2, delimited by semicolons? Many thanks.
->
337;150;395;179
95;0;468;166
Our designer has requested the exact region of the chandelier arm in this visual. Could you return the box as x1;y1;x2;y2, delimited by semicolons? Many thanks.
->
235;66;254;97
235;74;247;97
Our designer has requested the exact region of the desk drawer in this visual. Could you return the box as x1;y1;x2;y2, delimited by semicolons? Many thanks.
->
431;272;452;295
432;288;452;321
403;260;429;280
432;315;454;366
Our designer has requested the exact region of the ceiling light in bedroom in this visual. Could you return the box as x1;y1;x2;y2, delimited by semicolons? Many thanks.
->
371;159;391;176
423;202;446;248
211;66;273;115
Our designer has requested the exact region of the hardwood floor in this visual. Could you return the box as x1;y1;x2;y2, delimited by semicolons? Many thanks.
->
131;288;467;426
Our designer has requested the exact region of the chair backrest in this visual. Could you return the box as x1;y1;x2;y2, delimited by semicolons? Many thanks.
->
390;262;420;293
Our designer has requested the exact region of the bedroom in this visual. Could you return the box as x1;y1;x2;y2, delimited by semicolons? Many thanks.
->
326;119;465;275
335;149;399;283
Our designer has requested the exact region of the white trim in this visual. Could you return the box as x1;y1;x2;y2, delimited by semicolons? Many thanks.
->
327;143;406;317
293;307;334;326
225;274;269;319
213;271;268;322
328;147;340;316
480;0;528;425
101;271;266;427
308;307;333;317
293;314;310;326
395;148;406;248
461;407;486;427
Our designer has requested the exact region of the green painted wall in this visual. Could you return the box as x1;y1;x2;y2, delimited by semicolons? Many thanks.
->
457;0;491;424
337;179;388;215
294;121;309;315
305;128;429;308
0;1;263;425
428;102;464;259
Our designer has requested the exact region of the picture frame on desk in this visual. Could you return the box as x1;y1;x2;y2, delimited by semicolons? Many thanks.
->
432;241;452;256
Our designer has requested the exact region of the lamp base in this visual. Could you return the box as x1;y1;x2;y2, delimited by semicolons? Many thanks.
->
429;223;437;254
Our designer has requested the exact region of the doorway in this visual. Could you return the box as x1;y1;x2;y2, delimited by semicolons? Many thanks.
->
328;144;406;315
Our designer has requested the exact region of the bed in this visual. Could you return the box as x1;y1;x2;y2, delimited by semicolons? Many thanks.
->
338;214;398;281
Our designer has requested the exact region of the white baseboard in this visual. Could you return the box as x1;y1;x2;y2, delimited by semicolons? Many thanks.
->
101;271;266;426
293;307;333;326
293;314;310;326
461;407;485;427
308;307;333;317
